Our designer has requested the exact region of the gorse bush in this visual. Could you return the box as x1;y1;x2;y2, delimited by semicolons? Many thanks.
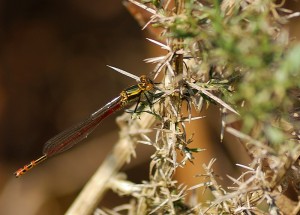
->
67;1;300;214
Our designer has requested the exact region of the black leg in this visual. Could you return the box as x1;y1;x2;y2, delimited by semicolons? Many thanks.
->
133;95;141;113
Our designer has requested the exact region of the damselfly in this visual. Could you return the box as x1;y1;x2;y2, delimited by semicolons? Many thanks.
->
14;75;154;177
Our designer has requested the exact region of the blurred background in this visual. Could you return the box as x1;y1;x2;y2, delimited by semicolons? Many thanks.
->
0;1;299;214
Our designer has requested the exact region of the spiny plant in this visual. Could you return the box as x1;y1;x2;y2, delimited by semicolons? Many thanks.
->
66;0;300;214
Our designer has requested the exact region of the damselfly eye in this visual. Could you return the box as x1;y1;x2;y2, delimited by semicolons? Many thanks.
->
140;75;148;83
146;84;154;91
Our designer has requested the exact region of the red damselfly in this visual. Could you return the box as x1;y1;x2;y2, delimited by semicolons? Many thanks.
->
14;75;154;177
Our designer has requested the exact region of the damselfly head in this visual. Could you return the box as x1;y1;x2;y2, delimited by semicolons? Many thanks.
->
139;75;154;91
